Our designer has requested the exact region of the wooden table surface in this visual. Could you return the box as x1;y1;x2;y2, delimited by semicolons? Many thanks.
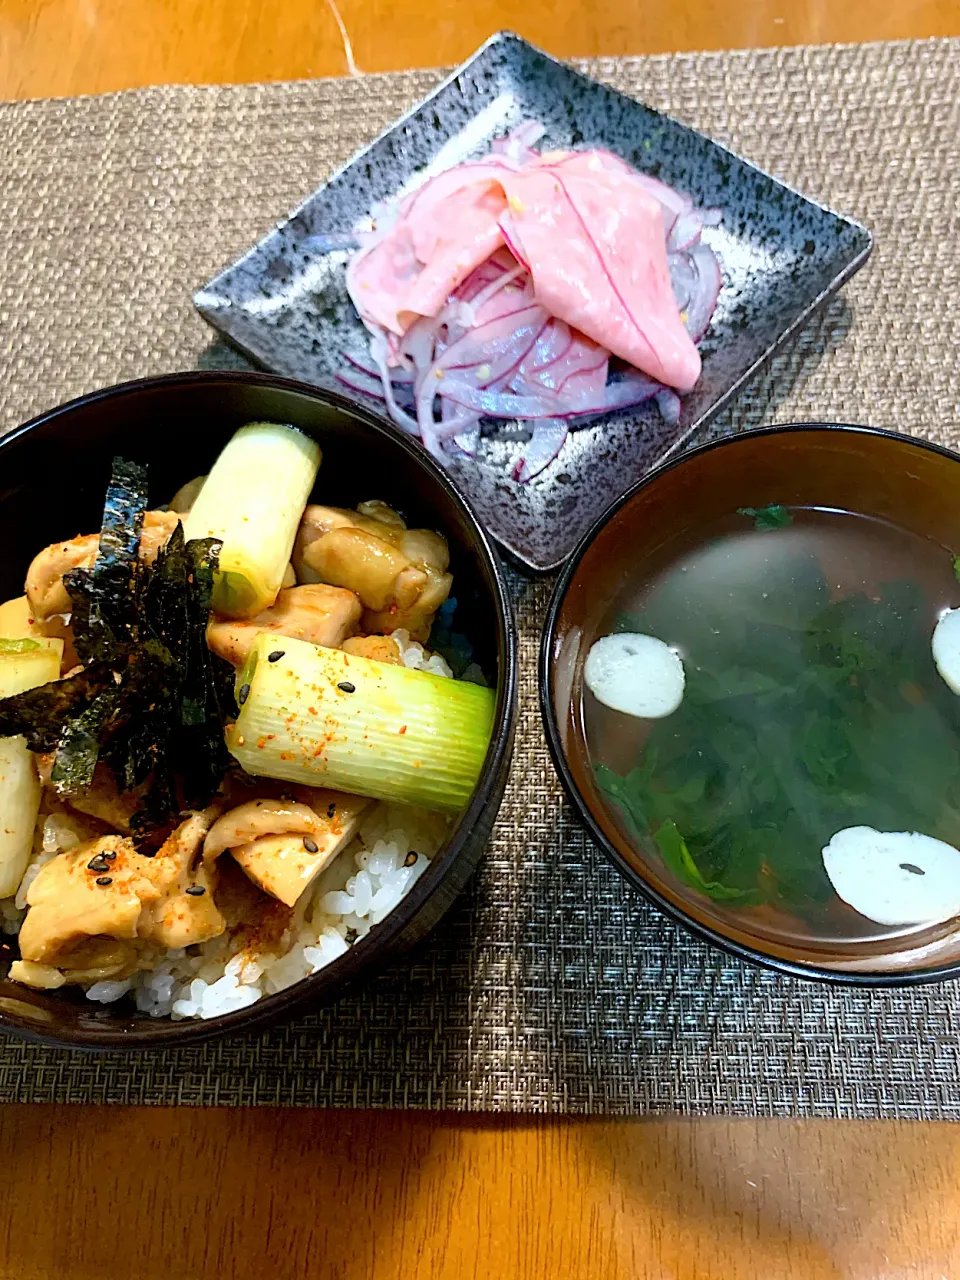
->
2;2;960;1278
0;0;957;96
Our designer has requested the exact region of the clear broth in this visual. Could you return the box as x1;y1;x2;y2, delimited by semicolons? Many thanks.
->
582;507;960;950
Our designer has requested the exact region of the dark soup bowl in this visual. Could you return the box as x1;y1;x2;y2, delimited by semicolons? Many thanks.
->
0;371;517;1047
542;424;960;986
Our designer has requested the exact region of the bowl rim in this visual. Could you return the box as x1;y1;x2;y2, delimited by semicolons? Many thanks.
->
540;420;960;988
0;369;518;1047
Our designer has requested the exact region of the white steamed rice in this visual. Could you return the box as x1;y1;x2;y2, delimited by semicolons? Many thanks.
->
90;802;448;1020
4;632;459;1019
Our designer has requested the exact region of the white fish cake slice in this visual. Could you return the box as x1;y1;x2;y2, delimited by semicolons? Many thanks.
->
822;826;960;927
584;632;685;719
932;608;960;694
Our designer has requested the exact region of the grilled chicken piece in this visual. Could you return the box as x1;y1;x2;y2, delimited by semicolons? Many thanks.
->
18;810;225;976
294;503;452;643
206;584;362;668
37;757;140;839
213;857;294;956
26;510;180;619
67;769;141;835
203;799;324;861
300;528;426;612
8;960;66;989
18;833;146;976
360;567;453;644
208;787;370;907
35;758;141;835
140;812;225;950
341;634;402;665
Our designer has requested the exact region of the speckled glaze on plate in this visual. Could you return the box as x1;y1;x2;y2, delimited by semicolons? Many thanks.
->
195;32;873;571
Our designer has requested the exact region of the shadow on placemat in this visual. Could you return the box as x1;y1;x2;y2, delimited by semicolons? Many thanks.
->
197;340;258;373
0;37;958;1115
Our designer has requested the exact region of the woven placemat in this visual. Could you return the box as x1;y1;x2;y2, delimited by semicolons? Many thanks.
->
0;39;958;1115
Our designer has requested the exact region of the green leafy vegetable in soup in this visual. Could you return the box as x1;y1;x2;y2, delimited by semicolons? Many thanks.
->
590;522;960;931
736;504;793;532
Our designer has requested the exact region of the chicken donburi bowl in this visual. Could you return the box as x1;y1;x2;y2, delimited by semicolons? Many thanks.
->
0;420;495;1022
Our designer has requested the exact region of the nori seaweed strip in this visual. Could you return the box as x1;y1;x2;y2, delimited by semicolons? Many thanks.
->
130;764;178;857
67;457;148;665
62;566;93;657
178;537;236;808
50;687;119;796
101;526;191;801
125;530;235;846
99;638;179;794
0;663;115;752
139;522;190;656
181;535;218;730
113;529;189;846
1;459;237;851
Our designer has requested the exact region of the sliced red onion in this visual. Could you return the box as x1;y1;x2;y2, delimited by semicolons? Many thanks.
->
586;373;663;414
398;315;442;374
437;382;561;419
520;319;572;378
431;304;547;386
668;209;704;254
516;322;608;400
684;242;723;343
512;420;569;482
458;262;527;321
668;252;697;315
343;347;413;384
551;351;609;399
455;254;514;304
369;330;420;435
440;396;481;440
492;120;547;166
439;369;661;421
655;388;682;424
336;367;387;402
497;212;531;270
427;391;485;449
341;123;724;482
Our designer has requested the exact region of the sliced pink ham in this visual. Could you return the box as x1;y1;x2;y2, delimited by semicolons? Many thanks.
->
397;182;507;330
346;220;420;334
348;166;510;336
498;156;701;391
348;149;701;390
340;122;723;481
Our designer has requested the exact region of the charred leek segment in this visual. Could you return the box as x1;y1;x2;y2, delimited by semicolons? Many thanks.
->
0;642;62;698
0;737;40;898
0;597;29;635
0;641;61;898
0;596;64;657
183;423;322;619
227;634;495;813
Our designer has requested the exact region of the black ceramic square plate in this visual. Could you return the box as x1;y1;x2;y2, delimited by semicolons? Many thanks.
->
195;32;872;571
